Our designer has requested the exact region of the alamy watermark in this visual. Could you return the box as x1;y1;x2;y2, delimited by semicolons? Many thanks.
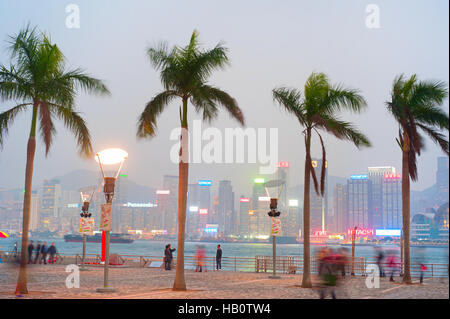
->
365;4;381;29
65;264;80;288
365;264;380;289
169;120;279;174
65;4;80;29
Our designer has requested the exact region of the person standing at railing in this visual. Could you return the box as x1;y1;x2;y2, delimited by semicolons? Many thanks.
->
164;244;176;270
216;245;222;271
48;243;57;264
34;241;41;264
40;241;48;265
27;241;34;264
419;264;427;284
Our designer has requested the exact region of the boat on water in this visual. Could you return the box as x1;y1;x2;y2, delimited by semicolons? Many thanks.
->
64;233;134;244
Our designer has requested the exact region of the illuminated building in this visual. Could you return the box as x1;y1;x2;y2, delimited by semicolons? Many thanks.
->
39;179;62;230
381;173;402;229
238;197;251;238
310;158;328;232
30;191;40;231
333;184;347;233
157;175;178;235
368;166;396;229
347;174;372;229
218;180;235;236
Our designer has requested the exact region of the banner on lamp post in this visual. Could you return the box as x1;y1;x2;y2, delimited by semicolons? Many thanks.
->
271;217;281;236
79;218;94;235
100;203;112;231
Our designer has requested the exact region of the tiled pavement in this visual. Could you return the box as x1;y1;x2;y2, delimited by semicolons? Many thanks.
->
0;264;448;299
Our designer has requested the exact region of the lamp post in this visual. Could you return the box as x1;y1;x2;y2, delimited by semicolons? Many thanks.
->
264;179;285;280
79;188;95;271
95;148;127;293
400;228;404;276
351;226;357;276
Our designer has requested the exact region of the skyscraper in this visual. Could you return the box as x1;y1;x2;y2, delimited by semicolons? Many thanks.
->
333;183;347;233
218;180;235;236
39;179;62;230
368;166;396;229
347;175;372;230
382;173;402;229
238;197;251;238
310;158;328;232
160;175;178;235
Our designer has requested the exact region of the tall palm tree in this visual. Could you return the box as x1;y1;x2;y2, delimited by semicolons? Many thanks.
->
386;74;448;284
273;72;370;288
137;30;244;291
0;26;110;295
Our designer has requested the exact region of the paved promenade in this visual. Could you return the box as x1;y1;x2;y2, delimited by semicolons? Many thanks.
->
0;264;448;299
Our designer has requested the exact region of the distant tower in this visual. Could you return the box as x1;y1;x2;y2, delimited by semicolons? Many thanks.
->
218;180;235;236
436;157;449;205
347;175;372;230
310;158;328;233
333;184;347;233
368;166;396;229
382;172;402;229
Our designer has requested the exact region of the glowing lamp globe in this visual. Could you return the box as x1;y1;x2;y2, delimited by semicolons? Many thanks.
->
95;148;128;165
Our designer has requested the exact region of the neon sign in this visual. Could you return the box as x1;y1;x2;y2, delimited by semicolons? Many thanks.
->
156;190;170;195
350;174;368;180
277;162;289;168
240;198;250;203
189;206;199;212
384;173;401;179
312;230;328;237
198;180;212;186
347;228;374;236
258;196;270;202
123;202;157;208
288;199;299;207
199;208;208;215
375;229;401;236
254;178;265;184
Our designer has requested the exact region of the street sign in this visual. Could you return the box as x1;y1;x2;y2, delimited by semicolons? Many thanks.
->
100;203;112;231
79;218;94;235
271;217;281;236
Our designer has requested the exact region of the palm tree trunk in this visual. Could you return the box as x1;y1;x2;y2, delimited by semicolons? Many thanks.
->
173;98;189;291
15;103;38;295
301;129;312;288
402;143;412;284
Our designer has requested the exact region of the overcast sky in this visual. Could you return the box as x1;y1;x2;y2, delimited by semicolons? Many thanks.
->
0;0;448;197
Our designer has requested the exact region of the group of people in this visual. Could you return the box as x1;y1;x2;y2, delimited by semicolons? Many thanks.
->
163;244;223;272
27;241;57;265
316;247;349;299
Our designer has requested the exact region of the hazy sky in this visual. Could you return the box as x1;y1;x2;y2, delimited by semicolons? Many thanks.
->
0;0;448;197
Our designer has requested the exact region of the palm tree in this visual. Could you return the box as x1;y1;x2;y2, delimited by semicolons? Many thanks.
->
386;74;448;284
137;30;244;291
273;72;370;288
0;26;110;295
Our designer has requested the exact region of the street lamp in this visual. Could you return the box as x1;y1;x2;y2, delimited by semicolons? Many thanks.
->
264;179;285;280
95;148;128;293
79;187;95;271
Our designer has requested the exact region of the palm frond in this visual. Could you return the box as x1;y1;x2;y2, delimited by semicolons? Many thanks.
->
315;130;327;196
47;103;93;158
272;87;306;126
0;103;31;146
38;102;56;156
416;123;449;155
137;90;178;138
192;85;244;125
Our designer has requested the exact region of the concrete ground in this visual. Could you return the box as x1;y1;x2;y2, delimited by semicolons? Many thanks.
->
0;263;448;299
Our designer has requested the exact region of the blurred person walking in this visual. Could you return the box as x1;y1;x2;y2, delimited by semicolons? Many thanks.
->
320;249;338;299
387;253;399;282
419;264;427;284
375;247;385;277
216;245;222;271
